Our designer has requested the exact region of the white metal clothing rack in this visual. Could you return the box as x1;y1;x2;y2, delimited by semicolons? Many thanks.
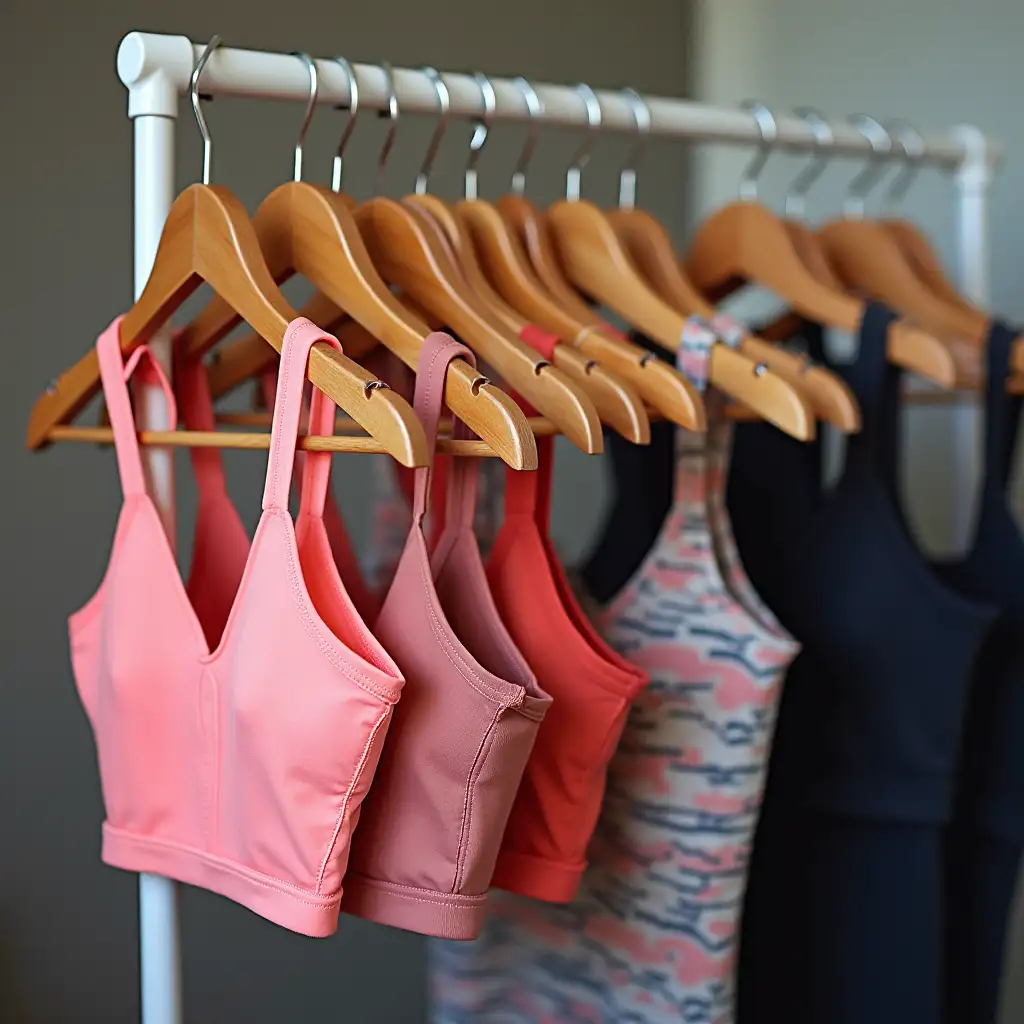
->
113;30;1001;1024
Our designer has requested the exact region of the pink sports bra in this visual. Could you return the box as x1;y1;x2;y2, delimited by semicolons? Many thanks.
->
70;317;404;937
341;332;551;940
258;371;379;622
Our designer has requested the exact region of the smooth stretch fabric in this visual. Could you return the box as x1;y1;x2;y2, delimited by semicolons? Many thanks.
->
431;317;795;1023
487;325;647;903
258;370;379;623
929;321;1024;1024
729;305;996;1024
341;332;550;940
70;317;404;938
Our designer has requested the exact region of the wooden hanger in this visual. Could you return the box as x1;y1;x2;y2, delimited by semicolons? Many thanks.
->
176;54;534;470
27;180;432;465
602;92;858;432
340;63;601;454
686;102;973;389
399;69;649;443
542;85;812;440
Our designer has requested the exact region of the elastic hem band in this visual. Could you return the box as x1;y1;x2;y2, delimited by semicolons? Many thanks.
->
491;848;586;904
102;824;340;938
340;873;487;940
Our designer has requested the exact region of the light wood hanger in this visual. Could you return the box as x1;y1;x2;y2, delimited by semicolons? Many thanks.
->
344;62;601;454
686;102;970;390
546;85;814;440
494;78;705;428
177;54;534;470
28;43;427;467
403;69;649;444
818;115;993;342
455;77;699;432
605;90;859;433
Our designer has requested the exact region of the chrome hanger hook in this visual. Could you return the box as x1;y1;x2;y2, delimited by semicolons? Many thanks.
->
190;35;222;185
738;100;778;201
884;119;925;210
784;107;833;218
844;113;892;218
375;60;399;194
415;67;450;195
510;76;542;195
618;88;651;211
291;52;319;182
330;57;360;193
465;71;496;200
566;83;602;202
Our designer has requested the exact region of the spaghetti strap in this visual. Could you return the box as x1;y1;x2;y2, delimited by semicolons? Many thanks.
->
262;318;341;516
95;316;177;499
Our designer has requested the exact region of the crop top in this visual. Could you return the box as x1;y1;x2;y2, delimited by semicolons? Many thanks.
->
69;317;404;937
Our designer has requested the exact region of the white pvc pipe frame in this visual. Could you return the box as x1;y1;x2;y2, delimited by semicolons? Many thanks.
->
115;29;1000;1024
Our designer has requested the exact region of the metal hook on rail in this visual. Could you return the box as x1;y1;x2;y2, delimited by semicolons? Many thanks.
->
415;67;450;195
884;119;926;211
330;57;360;193
844;113;892;218
510;76;542;196
466;72;496;200
566;83;602;202
291;52;319;182
618;88;651;211
190;35;222;185
738;99;778;201
374;61;399;194
783;107;833;218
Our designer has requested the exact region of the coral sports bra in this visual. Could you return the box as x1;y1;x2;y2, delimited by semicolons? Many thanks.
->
70;317;404;937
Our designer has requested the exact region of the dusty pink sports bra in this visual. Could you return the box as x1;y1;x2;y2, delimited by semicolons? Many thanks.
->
341;332;551;940
70;316;404;937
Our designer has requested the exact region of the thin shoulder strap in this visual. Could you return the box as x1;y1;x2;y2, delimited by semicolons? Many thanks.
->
412;332;475;525
503;326;560;532
174;342;228;494
96;316;177;499
841;302;901;486
983;319;1023;497
262;318;342;515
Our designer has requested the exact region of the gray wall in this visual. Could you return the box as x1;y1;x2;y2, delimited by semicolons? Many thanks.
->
690;1;1024;1020
1;3;692;1021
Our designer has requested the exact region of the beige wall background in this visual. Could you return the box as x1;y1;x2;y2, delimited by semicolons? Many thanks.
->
0;3;691;1021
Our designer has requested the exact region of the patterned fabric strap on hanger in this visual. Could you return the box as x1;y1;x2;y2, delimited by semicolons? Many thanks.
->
678;312;743;393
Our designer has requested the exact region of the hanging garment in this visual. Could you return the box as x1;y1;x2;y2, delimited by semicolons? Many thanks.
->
257;370;379;622
728;305;997;1024
580;331;675;606
362;351;507;593
430;317;796;1024
341;332;550;941
927;321;1024;1024
70;317;404;937
485;325;648;904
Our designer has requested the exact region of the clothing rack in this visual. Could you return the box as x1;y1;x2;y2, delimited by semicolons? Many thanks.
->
113;30;1002;1024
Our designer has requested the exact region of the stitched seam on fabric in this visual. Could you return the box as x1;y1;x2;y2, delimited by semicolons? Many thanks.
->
453;708;501;894
346;874;487;906
316;706;392;894
103;825;337;906
276;509;399;704
414;544;515;706
268;321;301;509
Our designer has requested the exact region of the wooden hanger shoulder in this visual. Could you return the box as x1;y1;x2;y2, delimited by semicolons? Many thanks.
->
611;205;860;433
355;196;602;454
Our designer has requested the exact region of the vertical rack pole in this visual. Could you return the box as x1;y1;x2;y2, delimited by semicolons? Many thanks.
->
131;105;183;1024
950;124;996;548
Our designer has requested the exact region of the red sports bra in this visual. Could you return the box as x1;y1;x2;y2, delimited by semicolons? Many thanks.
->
487;326;648;901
